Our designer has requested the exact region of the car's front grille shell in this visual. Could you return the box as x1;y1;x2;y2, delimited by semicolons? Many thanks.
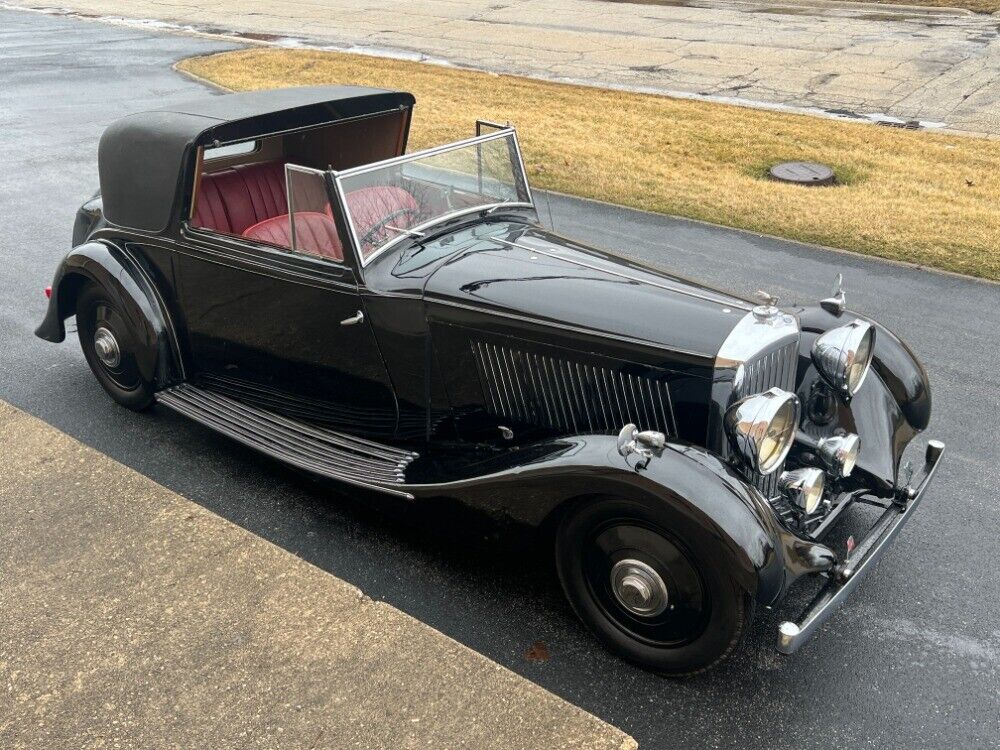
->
735;340;799;499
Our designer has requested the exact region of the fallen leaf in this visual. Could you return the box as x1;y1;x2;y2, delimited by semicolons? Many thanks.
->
525;641;550;663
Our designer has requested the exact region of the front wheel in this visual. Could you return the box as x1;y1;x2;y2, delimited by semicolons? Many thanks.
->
555;496;752;675
76;283;155;411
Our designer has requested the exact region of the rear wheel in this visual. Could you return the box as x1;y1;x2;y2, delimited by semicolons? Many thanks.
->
555;495;752;675
76;283;154;411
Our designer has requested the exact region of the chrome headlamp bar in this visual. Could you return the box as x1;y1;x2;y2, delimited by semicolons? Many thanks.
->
811;321;875;398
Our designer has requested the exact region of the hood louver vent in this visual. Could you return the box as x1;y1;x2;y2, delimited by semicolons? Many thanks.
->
472;340;677;436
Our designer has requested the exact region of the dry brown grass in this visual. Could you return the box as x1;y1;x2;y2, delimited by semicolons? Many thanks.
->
178;49;1000;281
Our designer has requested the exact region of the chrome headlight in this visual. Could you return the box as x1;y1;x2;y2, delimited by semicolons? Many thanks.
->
779;467;825;514
811;321;875;397
817;433;860;477
724;388;800;476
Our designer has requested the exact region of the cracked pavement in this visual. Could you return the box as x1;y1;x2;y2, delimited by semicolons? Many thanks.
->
7;0;1000;135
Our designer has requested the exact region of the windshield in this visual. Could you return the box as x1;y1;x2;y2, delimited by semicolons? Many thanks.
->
335;131;532;264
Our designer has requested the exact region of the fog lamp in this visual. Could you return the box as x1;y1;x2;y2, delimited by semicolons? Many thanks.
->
779;467;826;514
817;433;860;478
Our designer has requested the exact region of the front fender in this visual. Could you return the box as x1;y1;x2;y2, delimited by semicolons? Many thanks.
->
795;305;931;495
408;435;833;604
35;240;181;387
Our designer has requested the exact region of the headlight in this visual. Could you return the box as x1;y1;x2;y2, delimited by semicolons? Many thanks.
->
811;321;875;397
779;467;825;514
817;433;860;477
725;387;800;475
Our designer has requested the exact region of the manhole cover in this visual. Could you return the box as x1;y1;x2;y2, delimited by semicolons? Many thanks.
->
769;161;836;186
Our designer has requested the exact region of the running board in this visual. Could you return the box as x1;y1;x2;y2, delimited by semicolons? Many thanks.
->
156;384;418;499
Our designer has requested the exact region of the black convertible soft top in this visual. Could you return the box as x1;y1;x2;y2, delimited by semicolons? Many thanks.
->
98;86;415;233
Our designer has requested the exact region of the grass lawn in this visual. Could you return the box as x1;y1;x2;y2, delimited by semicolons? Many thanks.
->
178;49;1000;282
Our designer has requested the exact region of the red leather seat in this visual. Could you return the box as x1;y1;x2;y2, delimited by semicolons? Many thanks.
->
194;161;419;260
346;186;419;251
242;212;343;261
192;161;290;235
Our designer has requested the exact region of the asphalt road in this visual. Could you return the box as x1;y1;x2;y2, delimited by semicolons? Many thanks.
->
2;8;998;749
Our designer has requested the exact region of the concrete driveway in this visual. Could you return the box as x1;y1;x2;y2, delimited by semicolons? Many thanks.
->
1;7;998;749
8;0;1000;135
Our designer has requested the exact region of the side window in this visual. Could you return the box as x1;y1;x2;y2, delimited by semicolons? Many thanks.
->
191;158;346;264
284;165;346;263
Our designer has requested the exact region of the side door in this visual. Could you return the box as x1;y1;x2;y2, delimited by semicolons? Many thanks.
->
175;164;398;438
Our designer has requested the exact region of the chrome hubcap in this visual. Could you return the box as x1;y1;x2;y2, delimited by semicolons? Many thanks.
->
610;558;668;617
93;327;121;368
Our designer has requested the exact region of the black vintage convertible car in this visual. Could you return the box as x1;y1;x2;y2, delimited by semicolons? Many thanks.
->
37;86;943;674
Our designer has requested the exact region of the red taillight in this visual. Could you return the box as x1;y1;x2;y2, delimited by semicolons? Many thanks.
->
44;286;52;299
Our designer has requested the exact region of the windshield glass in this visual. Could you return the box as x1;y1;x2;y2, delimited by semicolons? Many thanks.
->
336;131;532;263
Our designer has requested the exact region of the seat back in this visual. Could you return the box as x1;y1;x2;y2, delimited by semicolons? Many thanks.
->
242;212;344;261
192;160;290;235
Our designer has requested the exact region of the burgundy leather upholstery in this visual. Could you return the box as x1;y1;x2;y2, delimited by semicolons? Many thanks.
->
345;186;420;250
242;212;344;261
192;161;290;235
237;161;289;224
194;160;420;261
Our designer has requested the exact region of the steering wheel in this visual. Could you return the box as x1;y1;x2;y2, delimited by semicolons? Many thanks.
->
358;207;421;248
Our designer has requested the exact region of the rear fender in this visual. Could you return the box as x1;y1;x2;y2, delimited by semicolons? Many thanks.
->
35;240;182;387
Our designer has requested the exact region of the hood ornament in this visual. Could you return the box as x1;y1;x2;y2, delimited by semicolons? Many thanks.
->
821;273;846;316
752;290;781;322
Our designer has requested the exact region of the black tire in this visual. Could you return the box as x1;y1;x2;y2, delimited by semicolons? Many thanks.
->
76;283;155;411
555;495;752;676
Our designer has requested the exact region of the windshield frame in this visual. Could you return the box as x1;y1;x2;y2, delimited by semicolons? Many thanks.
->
330;127;534;268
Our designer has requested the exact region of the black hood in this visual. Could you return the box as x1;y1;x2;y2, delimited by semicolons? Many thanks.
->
422;221;750;363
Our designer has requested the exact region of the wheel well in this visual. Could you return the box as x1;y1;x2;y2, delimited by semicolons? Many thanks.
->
58;272;91;321
538;488;763;601
536;493;609;548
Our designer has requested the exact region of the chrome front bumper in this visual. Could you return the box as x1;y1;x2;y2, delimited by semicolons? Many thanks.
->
776;439;945;655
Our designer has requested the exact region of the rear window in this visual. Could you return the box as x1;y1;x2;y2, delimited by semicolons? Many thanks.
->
204;140;259;160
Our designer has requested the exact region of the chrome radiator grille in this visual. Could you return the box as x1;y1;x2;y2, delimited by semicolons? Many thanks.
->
472;341;677;436
735;340;799;401
737;340;799;498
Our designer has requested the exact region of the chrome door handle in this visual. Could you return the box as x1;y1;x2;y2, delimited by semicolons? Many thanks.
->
340;310;364;326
